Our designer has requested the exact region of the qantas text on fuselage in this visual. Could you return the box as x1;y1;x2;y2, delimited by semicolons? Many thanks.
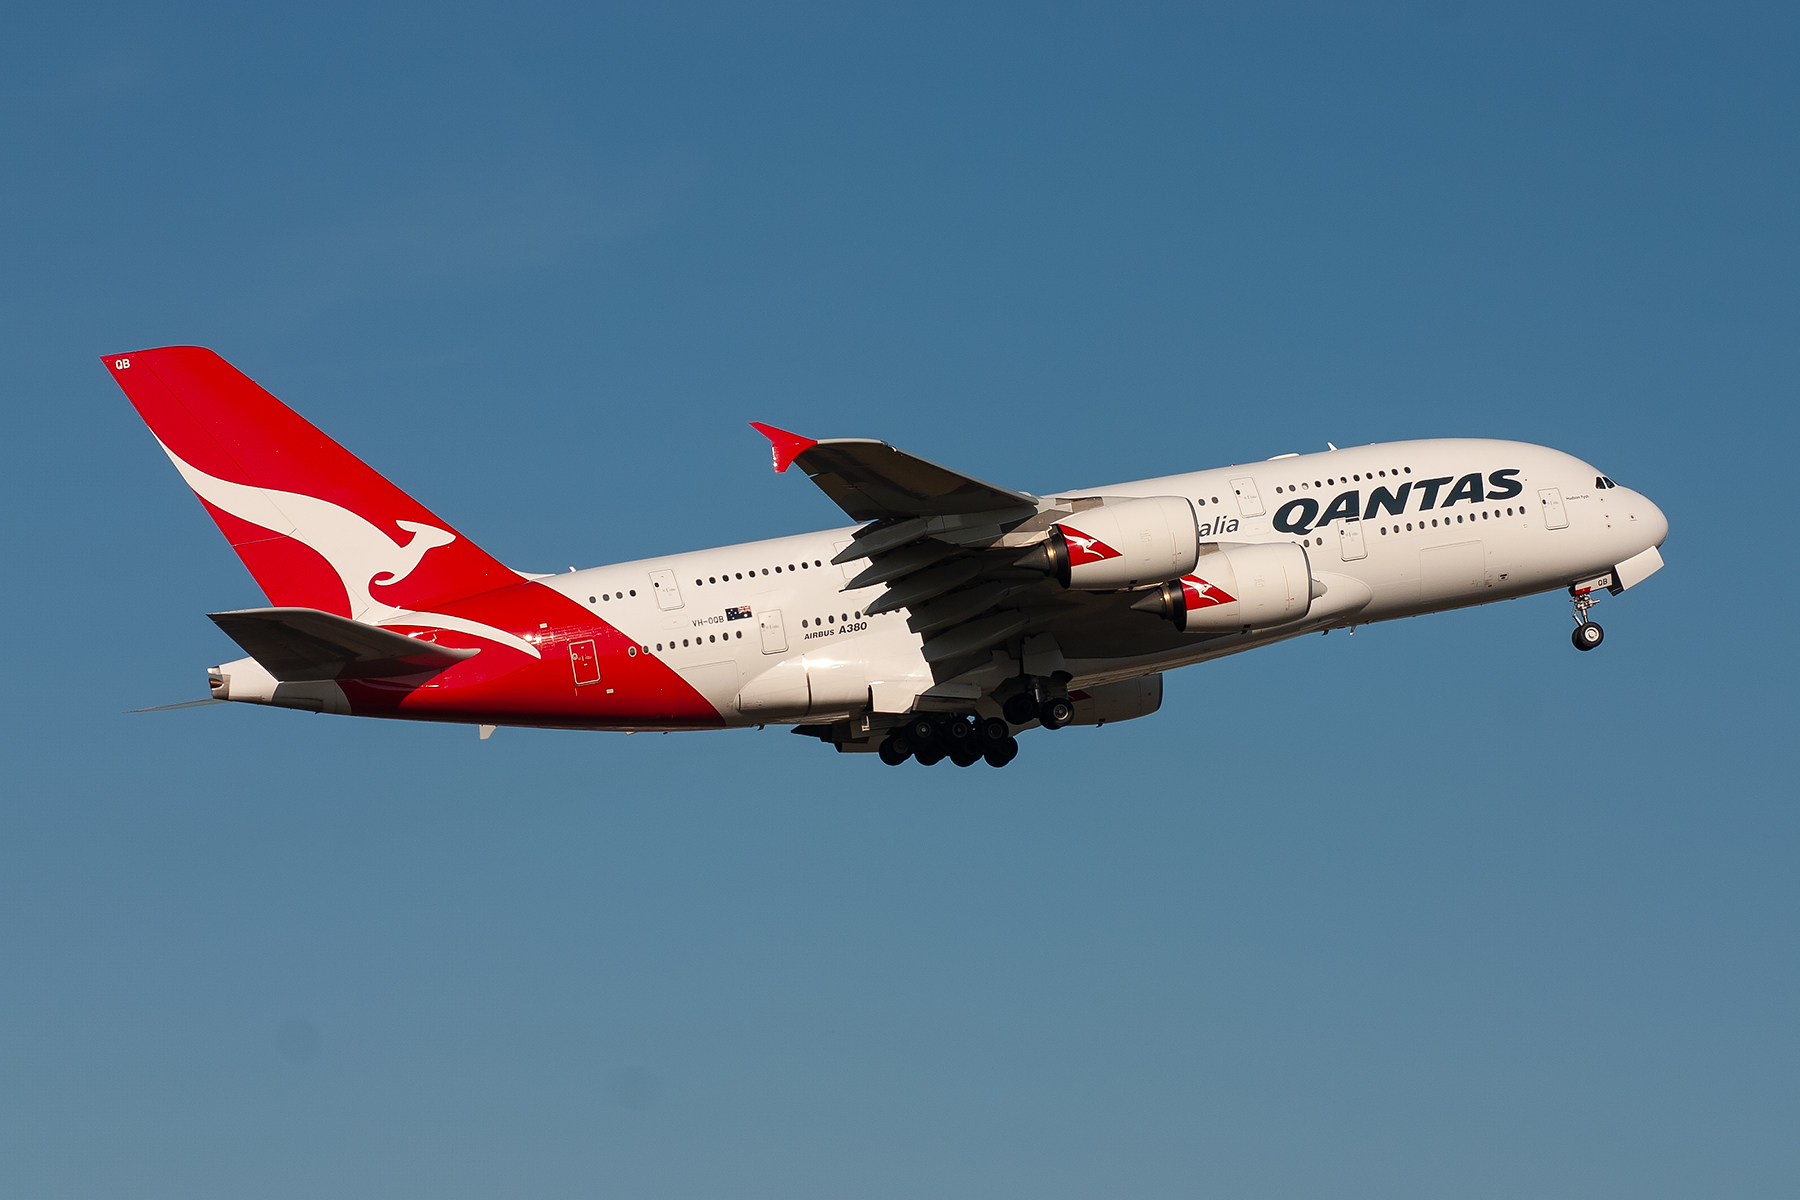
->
108;347;1667;768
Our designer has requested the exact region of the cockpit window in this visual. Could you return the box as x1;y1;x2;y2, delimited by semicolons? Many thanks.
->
1596;476;1618;489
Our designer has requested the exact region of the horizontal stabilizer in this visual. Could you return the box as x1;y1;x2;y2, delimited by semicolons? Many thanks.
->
208;607;480;682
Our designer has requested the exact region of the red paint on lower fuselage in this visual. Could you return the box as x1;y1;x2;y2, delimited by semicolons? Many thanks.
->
338;579;726;729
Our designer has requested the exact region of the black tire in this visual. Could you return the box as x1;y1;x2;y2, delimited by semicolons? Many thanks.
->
1002;693;1038;725
915;744;946;766
906;715;939;744
878;736;912;766
981;717;1011;743
983;736;1019;767
943;716;977;744
1039;697;1074;729
949;741;983;767
1572;622;1604;651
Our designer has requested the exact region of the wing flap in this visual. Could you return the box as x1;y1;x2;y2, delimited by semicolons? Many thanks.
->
209;607;480;682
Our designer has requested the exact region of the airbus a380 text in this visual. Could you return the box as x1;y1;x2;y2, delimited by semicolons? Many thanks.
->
110;347;1668;767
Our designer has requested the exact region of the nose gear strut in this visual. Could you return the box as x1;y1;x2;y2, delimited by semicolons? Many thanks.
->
1569;585;1605;652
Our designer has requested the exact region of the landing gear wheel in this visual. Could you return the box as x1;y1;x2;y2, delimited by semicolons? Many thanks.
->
878;736;912;766
949;741;984;767
943;716;977;746
980;717;1011;743
983;736;1019;767
914;744;946;766
1002;693;1038;725
905;716;939;745
1039;697;1074;729
1572;622;1604;651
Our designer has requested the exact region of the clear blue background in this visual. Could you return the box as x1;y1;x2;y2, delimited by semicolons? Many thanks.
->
2;4;1795;1197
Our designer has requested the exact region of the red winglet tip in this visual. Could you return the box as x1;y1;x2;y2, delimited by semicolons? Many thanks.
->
749;422;817;473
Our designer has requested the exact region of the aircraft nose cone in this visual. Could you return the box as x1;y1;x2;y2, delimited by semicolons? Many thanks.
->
1642;495;1669;547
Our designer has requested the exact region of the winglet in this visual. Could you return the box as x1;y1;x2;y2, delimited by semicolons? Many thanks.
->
749;422;818;473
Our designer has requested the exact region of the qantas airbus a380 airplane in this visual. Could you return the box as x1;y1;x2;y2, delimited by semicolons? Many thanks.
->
109;346;1668;768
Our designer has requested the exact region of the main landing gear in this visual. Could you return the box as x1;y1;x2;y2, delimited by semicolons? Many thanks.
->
1569;586;1605;652
879;714;1019;768
1001;690;1073;730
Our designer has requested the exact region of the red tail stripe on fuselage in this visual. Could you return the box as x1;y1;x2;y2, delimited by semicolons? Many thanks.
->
348;580;727;729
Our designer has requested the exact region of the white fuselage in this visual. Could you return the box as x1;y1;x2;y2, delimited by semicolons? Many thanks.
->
536;439;1669;726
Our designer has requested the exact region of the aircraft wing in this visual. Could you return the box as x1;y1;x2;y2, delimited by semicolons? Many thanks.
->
209;607;480;682
751;423;1037;522
752;423;1105;675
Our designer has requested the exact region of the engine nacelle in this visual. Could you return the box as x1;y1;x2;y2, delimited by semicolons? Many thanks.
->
1131;541;1313;632
1067;674;1163;726
1019;496;1200;590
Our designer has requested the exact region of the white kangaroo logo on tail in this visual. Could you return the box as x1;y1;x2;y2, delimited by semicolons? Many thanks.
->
156;439;540;658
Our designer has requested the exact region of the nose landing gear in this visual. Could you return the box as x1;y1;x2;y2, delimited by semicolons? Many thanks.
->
1569;586;1605;651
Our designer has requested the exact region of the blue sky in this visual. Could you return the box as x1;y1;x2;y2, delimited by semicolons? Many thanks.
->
2;4;1796;1197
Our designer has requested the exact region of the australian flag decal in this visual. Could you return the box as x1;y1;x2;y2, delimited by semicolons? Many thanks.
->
726;605;753;621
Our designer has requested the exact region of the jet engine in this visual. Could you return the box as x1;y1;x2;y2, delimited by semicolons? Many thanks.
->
1016;495;1199;590
1066;674;1163;725
1131;541;1313;632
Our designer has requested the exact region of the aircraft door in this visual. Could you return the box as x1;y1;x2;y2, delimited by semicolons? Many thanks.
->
648;569;684;610
1337;517;1367;561
1538;488;1569;530
758;609;788;654
569;639;601;686
1229;476;1265;517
